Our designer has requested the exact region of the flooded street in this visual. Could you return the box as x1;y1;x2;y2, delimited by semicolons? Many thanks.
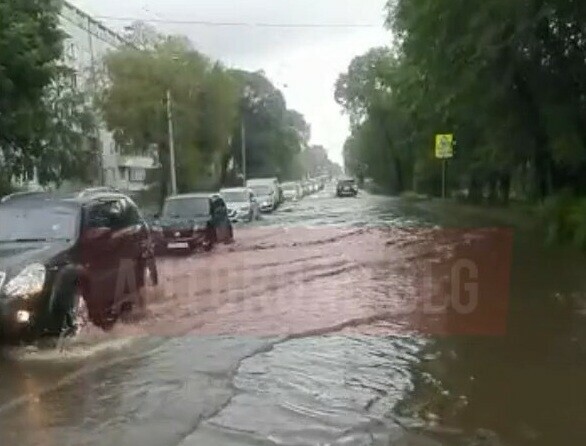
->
1;185;586;446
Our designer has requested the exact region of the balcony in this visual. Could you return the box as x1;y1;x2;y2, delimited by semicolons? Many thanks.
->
117;154;160;169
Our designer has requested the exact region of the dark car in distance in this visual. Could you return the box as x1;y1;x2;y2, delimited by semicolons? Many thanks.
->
0;188;158;342
336;178;358;197
153;193;234;253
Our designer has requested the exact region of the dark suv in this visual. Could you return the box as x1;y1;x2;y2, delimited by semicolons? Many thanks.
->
0;189;158;342
153;193;234;253
336;178;358;197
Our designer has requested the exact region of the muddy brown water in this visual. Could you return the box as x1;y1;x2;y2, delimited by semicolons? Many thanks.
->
1;185;585;446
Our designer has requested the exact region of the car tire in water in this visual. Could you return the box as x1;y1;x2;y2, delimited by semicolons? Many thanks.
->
52;281;90;338
145;256;159;286
204;227;216;252
225;226;235;244
118;260;152;324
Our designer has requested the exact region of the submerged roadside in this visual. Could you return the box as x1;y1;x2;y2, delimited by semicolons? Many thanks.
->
388;195;586;446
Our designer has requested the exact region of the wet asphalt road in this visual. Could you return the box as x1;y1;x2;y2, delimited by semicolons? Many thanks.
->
1;184;586;446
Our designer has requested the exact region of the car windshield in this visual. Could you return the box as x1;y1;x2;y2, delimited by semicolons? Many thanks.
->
163;197;209;218
221;191;248;202
282;184;297;191
0;205;78;242
250;185;271;196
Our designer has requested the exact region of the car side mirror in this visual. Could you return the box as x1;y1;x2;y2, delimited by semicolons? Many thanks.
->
153;213;160;220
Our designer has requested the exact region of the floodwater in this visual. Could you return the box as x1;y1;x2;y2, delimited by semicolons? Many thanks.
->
1;184;585;446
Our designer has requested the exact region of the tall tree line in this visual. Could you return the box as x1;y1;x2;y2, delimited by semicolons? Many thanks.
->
1;5;337;200
336;0;586;204
100;22;326;203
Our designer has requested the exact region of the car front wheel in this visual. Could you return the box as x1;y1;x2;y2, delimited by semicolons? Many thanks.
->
204;228;216;252
145;256;159;286
53;282;90;340
226;225;235;244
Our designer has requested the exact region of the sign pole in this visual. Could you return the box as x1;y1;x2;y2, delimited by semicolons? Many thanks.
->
435;133;454;200
442;159;447;199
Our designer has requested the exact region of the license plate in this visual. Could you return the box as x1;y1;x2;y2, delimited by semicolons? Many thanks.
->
167;242;189;249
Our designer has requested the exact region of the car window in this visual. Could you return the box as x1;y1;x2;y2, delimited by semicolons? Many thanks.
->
214;198;226;213
109;199;127;229
250;185;271;196
122;198;142;226
163;197;210;218
86;201;118;230
221;191;248;202
212;198;227;216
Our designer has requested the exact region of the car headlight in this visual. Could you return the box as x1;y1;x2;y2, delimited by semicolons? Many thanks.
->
4;264;46;299
193;223;206;231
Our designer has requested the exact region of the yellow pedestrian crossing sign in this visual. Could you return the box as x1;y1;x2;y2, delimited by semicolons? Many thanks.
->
435;134;454;159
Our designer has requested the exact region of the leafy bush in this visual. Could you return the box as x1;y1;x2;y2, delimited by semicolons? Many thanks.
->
567;198;586;250
400;191;430;202
541;190;586;248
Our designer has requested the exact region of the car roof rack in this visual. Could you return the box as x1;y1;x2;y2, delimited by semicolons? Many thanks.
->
0;190;48;204
76;186;121;198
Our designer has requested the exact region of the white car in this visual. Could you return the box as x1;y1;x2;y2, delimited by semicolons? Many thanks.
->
247;178;279;212
248;184;276;212
281;182;301;201
309;180;318;193
220;187;260;222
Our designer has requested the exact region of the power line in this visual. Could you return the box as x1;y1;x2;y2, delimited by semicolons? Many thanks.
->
93;15;380;29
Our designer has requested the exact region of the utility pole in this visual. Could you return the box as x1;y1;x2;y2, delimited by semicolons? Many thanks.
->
166;89;178;196
87;17;105;186
241;118;247;185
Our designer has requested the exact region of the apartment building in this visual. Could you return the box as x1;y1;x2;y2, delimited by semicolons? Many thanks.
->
15;2;159;192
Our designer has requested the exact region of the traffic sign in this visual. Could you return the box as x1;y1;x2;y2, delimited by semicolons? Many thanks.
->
435;134;454;159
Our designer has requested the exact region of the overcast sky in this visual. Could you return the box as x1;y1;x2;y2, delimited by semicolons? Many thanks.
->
70;0;391;165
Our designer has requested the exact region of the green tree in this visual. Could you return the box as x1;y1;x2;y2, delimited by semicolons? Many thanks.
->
336;48;414;193
298;145;341;179
100;29;238;202
337;0;586;202
0;0;97;193
227;70;310;182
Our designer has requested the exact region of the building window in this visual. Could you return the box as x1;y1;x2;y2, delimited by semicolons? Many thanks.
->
70;42;78;60
129;167;146;182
